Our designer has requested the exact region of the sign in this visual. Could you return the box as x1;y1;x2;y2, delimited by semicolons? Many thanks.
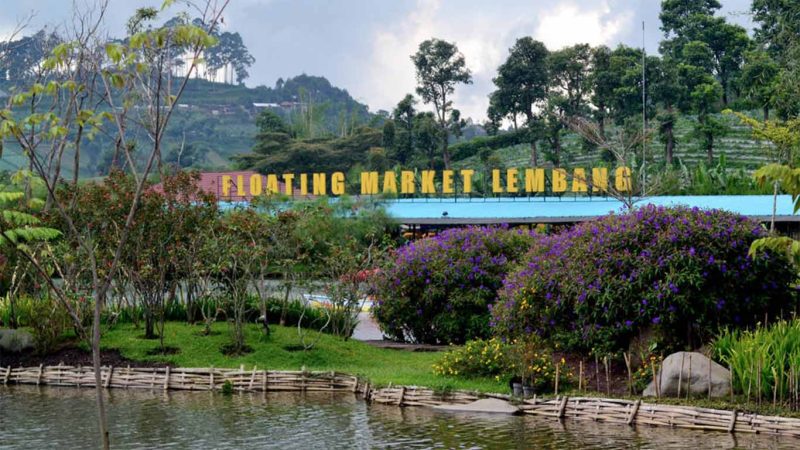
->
219;166;632;199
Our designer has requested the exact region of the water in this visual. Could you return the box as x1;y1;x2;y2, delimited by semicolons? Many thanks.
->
1;386;796;449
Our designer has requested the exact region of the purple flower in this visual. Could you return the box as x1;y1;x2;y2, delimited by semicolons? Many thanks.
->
652;316;661;325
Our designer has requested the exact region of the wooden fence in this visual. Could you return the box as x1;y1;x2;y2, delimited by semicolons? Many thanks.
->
4;365;800;439
1;365;359;393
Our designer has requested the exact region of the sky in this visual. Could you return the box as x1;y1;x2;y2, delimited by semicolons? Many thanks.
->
1;0;755;122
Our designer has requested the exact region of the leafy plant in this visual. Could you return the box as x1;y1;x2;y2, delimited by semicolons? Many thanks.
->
433;338;512;379
373;226;537;344
492;205;798;354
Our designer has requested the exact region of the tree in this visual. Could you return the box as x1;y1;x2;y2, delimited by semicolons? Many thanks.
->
411;38;472;168
660;0;722;38
751;0;800;63
205;31;255;84
650;57;685;165
0;2;228;447
492;37;549;165
739;50;779;121
392;94;417;165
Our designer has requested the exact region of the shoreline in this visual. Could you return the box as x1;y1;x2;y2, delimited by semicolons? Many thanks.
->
4;363;800;439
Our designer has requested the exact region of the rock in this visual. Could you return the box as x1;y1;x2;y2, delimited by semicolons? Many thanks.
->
433;398;519;414
643;351;730;398
0;329;34;353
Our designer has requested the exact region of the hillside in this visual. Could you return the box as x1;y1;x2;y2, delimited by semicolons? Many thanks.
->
0;75;375;177
453;112;771;171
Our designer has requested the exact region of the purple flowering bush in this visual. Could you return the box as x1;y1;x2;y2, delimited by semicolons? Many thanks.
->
372;226;538;344
491;205;798;354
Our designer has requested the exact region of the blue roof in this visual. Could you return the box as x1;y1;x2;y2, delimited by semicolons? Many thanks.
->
379;195;799;224
217;195;798;225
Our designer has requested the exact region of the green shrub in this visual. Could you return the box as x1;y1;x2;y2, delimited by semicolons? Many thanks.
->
433;338;512;379
492;205;798;354
373;226;537;344
19;296;69;354
714;320;800;401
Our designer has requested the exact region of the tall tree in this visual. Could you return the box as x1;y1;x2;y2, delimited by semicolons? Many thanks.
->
544;43;592;164
751;0;800;62
392;94;416;164
411;38;472;169
491;37;549;165
739;50;779;120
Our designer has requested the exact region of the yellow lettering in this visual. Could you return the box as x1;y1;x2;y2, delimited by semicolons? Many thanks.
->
552;168;567;193
249;174;263;196
266;174;279;194
421;170;436;194
615;166;631;192
492;169;503;193
524;168;545;192
236;175;245;197
571;168;587;192
507;168;519;193
442;170;454;194
312;173;326;196
300;174;308;196
361;171;380;195
221;175;232;197
382;171;397;194
460;169;474;194
401;171;415;194
592;167;608;192
283;174;295;195
331;172;345;195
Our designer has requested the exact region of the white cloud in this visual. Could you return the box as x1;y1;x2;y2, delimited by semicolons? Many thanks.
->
535;1;630;50
357;0;633;122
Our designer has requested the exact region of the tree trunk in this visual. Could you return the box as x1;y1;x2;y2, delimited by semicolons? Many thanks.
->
530;140;538;166
707;135;714;165
92;291;110;450
764;106;770;122
665;124;675;166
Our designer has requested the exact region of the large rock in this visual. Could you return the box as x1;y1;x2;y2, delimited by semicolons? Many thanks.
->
644;351;730;398
0;329;34;353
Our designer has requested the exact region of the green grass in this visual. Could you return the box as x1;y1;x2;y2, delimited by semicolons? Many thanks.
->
100;321;507;393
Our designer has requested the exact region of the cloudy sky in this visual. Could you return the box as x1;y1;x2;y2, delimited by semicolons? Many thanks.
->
2;0;754;121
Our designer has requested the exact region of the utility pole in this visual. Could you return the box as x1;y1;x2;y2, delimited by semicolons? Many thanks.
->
641;20;647;196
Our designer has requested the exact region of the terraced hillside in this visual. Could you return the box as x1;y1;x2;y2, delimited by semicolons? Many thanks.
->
453;112;773;171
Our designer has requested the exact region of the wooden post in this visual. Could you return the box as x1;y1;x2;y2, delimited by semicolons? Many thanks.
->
728;409;737;433
578;361;583;392
554;363;560;395
249;365;257;391
677;353;685;399
708;351;712;400
105;366;114;388
557;396;569;418
626;399;641;425
164;366;170;391
36;364;44;386
77;365;81;389
686;355;692;400
3;366;11;385
397;386;406;406
210;367;215;391
604;356;610;396
651;361;660;399
595;354;600;392
263;370;268;392
623;353;632;396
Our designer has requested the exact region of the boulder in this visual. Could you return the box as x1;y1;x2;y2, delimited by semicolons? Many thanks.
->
433;398;519;414
643;351;730;398
0;329;34;353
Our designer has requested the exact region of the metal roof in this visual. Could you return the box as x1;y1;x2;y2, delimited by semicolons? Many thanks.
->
378;195;800;225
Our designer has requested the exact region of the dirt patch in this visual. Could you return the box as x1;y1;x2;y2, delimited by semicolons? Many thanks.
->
557;352;633;397
0;341;173;369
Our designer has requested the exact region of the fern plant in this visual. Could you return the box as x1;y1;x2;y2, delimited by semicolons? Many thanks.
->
0;191;61;247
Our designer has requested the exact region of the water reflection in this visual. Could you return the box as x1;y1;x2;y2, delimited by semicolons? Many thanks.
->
1;386;796;449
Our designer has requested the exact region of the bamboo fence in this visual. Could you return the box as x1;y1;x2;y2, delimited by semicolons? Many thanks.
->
4;365;800;439
1;365;359;393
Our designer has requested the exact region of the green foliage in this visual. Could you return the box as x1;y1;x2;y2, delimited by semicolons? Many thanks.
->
373;226;536;345
450;129;530;161
714;320;800;400
492;206;799;354
17;295;70;354
433;338;512;378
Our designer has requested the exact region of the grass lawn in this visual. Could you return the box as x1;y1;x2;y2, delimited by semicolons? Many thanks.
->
101;321;507;394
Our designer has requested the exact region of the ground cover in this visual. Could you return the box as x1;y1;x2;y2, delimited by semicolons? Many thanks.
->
97;321;507;393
